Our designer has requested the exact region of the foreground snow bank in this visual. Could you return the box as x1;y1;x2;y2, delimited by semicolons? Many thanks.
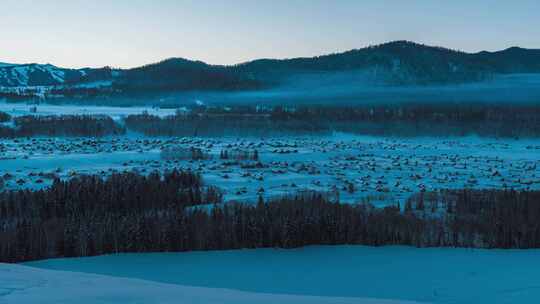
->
25;246;540;304
0;263;416;304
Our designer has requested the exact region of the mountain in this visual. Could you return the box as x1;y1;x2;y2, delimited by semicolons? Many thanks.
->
0;63;115;87
114;58;261;92
238;41;480;84
470;46;540;73
236;41;540;85
2;41;540;100
111;41;540;94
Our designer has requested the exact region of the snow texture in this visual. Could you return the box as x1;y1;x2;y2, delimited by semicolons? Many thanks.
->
0;261;416;304
24;246;540;304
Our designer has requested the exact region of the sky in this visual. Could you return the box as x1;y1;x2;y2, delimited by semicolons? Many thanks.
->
1;0;539;69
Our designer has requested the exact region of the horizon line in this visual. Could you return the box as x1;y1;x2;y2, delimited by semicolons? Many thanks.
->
2;40;538;70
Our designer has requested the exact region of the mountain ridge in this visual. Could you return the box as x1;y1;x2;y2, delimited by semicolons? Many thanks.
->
2;41;540;99
3;40;540;72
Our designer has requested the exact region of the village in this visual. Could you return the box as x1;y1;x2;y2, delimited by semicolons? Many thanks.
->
1;135;539;207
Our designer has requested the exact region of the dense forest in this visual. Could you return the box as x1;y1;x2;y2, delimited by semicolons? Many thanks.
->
0;126;15;138
125;103;540;137
113;58;262;93
0;111;14;137
406;189;540;248
124;111;326;137
1;170;539;262
0;171;222;262
0;115;125;137
1;103;538;138
0;111;10;122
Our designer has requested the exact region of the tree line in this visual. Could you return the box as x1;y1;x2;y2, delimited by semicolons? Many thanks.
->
0;115;125;138
124;103;540;138
0;170;222;262
124;111;325;137
1;103;539;138
406;189;540;248
0;111;10;123
1;170;540;262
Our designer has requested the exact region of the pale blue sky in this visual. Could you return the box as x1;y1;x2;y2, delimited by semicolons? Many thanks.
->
1;0;539;68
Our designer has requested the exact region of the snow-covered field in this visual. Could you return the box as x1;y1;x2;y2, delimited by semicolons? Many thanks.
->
21;245;540;304
1;134;539;206
0;102;177;120
1;262;417;304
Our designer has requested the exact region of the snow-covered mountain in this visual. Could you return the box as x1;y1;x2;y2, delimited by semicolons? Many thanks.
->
0;63;114;87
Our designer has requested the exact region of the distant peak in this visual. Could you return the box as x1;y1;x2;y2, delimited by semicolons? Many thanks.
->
502;46;526;52
369;40;454;52
0;62;16;67
381;40;420;47
160;57;206;65
141;57;209;69
476;50;492;55
373;40;430;49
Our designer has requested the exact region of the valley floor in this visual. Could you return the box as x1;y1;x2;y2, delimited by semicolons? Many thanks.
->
2;103;540;303
2;134;539;206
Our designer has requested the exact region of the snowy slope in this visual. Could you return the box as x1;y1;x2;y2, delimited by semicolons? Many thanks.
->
0;263;417;304
26;246;540;304
0;63;73;86
0;63;115;88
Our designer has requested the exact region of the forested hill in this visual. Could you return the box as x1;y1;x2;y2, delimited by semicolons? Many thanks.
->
113;58;261;92
2;41;540;98
239;41;540;84
116;41;540;90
